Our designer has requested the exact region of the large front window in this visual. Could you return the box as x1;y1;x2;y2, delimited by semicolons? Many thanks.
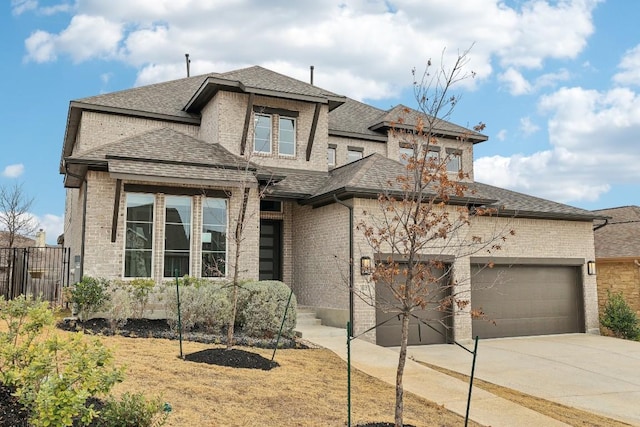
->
202;198;227;277
164;196;191;278
254;114;272;154
124;194;154;278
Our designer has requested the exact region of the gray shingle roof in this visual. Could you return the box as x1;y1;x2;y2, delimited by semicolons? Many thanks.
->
593;206;640;258
328;98;387;139
66;127;255;185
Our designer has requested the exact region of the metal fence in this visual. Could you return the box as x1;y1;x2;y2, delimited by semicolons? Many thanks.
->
0;247;71;304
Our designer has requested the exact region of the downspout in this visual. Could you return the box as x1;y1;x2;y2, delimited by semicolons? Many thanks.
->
333;194;354;337
65;164;87;280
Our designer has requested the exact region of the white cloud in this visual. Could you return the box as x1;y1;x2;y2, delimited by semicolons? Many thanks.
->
496;129;507;141
36;214;64;244
499;68;532;95
613;44;640;87
11;0;37;15
476;84;640;203
519;117;539;136
20;0;602;101
2;164;25;178
25;15;123;63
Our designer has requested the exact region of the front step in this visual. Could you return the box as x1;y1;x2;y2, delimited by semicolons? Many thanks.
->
295;307;322;337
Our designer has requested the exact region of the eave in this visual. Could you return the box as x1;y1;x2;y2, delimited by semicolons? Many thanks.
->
368;120;488;144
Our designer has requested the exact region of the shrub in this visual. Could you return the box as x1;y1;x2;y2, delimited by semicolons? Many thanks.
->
164;277;231;333
600;290;640;340
104;283;133;332
0;295;124;427
125;278;156;318
97;392;170;427
68;276;111;322
239;281;297;338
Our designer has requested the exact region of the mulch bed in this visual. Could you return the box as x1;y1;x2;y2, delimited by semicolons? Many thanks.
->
184;348;278;370
0;385;28;427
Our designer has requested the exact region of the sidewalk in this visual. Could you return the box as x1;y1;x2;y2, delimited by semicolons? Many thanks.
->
297;322;569;427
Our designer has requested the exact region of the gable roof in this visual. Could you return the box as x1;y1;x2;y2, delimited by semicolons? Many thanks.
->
185;66;346;113
592;206;640;259
65;127;255;188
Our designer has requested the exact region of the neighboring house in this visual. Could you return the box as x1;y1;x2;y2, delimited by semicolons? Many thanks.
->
593;206;640;317
0;231;36;249
60;65;602;345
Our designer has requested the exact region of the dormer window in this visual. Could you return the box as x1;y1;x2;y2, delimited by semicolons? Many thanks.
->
347;146;364;163
254;114;272;154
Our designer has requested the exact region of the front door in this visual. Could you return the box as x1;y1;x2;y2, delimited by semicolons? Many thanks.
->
259;219;282;281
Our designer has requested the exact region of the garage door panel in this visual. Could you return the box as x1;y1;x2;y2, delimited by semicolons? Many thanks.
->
471;265;584;339
375;265;450;346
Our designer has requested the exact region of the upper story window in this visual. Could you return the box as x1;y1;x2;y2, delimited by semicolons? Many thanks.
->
399;146;414;164
124;193;154;278
164;196;192;278
446;149;462;173
347;147;363;163
327;145;336;167
254;114;272;154
278;117;296;156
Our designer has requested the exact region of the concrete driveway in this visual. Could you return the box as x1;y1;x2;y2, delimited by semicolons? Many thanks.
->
403;334;640;426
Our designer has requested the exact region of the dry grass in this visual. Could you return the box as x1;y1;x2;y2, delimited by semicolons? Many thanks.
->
417;361;632;427
73;333;484;427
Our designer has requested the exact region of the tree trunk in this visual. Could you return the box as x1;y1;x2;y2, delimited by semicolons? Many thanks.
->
395;311;410;427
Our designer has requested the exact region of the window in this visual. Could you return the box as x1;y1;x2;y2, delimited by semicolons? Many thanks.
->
446;150;461;172
202;198;227;277
327;146;336;167
278;117;296;156
347;148;363;163
254;114;272;154
427;148;440;161
164;196;191;278
260;200;282;212
124;194;154;278
399;146;414;164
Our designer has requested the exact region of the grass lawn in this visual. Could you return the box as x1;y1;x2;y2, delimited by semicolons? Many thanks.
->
80;332;482;427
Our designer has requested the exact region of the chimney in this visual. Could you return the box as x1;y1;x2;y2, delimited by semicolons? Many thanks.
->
310;65;314;85
35;229;46;248
185;53;191;77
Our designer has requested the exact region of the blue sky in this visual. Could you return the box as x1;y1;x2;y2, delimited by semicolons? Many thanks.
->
2;0;639;244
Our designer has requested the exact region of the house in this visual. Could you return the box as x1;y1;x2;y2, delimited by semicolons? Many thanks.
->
593;206;640;318
60;65;602;345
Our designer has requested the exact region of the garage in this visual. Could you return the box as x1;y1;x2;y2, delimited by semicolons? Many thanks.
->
471;264;584;339
375;265;451;346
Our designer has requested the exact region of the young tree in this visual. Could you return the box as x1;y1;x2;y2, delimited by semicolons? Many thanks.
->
356;48;514;427
0;183;39;248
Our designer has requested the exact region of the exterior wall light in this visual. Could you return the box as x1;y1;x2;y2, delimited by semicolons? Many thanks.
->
587;260;596;276
360;256;372;275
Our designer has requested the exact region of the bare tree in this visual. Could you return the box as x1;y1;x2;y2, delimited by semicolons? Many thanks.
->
0;183;39;248
356;48;514;427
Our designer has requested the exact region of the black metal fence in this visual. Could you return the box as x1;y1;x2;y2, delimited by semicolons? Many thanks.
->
0;247;71;304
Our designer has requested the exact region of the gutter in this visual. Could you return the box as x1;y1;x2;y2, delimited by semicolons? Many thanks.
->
333;194;354;337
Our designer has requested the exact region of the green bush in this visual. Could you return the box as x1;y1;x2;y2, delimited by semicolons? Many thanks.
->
104;283;133;332
0;295;124;427
97;392;170;427
600;290;640;340
68;276;111;322
239;281;297;338
125;278;156;318
164;277;232;333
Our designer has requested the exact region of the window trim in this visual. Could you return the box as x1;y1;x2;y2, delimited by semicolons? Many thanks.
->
253;113;273;154
163;195;193;278
278;116;296;157
327;144;337;167
123;193;155;279
201;197;228;278
446;149;462;172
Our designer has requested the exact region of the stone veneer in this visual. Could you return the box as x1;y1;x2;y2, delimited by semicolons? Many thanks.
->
596;261;640;318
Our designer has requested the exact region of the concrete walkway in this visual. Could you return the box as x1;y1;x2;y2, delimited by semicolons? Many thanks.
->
297;321;570;427
403;334;640;426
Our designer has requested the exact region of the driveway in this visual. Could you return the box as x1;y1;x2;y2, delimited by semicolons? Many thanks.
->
403;334;640;426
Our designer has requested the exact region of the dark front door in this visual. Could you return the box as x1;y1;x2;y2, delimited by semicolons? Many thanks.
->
259;219;282;281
